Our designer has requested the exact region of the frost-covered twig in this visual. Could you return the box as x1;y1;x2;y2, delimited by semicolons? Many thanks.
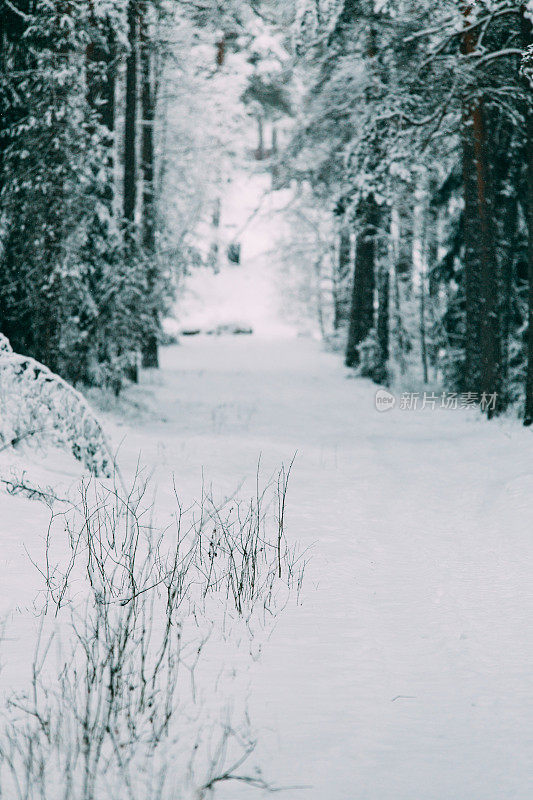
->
0;471;66;506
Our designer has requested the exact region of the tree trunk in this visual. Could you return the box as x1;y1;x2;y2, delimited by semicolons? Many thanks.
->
498;175;517;409
123;0;139;382
124;0;138;226
208;197;222;273
524;129;533;424
461;5;500;414
419;266;429;384
345;197;378;368
522;6;533;425
376;263;390;382
390;207;409;375
140;5;159;369
256;116;264;160
333;224;352;330
216;34;226;68
314;255;327;341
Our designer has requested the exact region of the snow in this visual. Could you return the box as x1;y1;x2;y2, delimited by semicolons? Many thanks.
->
3;334;533;798
174;169;307;338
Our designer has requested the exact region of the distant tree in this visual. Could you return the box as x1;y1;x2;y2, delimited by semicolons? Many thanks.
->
332;213;352;331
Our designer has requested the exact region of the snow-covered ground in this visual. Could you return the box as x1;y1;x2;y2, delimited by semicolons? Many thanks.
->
171;168;321;339
4;334;533;799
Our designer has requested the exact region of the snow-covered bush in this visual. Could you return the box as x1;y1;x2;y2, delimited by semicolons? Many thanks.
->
0;335;111;475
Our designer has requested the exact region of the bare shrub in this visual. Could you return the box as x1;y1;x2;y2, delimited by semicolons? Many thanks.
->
0;465;305;799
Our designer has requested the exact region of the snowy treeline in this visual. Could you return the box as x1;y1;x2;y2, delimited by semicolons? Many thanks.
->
285;0;533;422
0;0;300;383
0;0;281;393
0;0;168;392
2;1;533;419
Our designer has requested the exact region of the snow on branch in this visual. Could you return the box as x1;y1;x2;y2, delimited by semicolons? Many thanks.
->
0;334;112;476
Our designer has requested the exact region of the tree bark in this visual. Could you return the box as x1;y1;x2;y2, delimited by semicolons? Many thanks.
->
524;127;533;424
124;0;138;226
123;0;139;382
333;224;352;330
140;4;159;369
345;197;378;368
522;6;533;425
419;265;429;384
208;197;221;273
256;115;265;160
461;4;500;414
376;263;390;382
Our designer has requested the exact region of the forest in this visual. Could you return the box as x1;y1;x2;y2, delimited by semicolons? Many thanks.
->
1;2;533;799
0;0;532;418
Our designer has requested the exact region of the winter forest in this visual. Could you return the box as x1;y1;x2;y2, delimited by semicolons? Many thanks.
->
1;0;533;798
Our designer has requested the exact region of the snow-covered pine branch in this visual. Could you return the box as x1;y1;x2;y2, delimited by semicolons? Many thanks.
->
0;334;112;476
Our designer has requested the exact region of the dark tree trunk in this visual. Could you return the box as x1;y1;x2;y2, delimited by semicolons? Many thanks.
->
397;204;414;297
345;197;378;368
216;34;226;68
376;263;390;382
256;115;265;160
427;180;439;301
271;125;278;156
208;197;221;273
525;129;533;424
390;207;409;374
497;156;517;409
461;6;500;414
419;267;429;384
123;0;139;382
333;225;352;330
124;0;138;226
140;5;159;369
522;6;533;425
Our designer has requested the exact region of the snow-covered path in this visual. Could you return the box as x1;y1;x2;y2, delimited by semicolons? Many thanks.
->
106;335;533;800
2;335;533;799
